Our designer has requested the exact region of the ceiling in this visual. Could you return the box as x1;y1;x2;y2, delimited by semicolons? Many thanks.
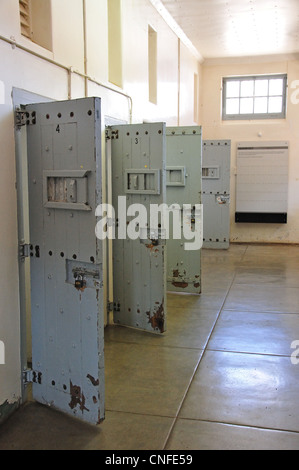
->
159;0;299;60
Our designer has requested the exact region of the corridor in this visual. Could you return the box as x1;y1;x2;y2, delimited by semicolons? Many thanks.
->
1;244;299;450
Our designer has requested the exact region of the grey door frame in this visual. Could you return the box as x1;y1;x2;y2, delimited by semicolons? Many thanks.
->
13;88;53;402
104;116;127;326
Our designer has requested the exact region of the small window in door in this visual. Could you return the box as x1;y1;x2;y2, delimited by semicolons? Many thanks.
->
19;0;53;51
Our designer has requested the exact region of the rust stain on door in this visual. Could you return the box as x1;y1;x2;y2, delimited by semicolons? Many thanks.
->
69;381;89;412
87;374;99;387
146;300;165;333
172;281;188;289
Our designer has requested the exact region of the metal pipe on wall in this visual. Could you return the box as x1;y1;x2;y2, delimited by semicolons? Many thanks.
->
82;0;88;97
177;38;181;127
0;34;133;122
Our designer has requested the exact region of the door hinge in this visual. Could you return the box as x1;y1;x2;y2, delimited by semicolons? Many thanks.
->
19;242;31;261
22;368;42;386
22;368;33;386
107;301;114;313
105;128;118;141
15;108;36;130
15;109;27;129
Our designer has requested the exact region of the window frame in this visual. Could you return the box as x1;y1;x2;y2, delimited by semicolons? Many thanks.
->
222;74;287;121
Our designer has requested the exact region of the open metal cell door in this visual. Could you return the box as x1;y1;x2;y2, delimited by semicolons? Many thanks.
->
24;97;105;425
202;140;231;249
108;123;167;334
166;126;202;294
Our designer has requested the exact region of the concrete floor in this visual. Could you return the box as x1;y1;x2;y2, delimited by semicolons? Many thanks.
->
1;244;299;450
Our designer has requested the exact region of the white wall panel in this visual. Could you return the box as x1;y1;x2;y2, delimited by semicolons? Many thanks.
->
236;141;289;213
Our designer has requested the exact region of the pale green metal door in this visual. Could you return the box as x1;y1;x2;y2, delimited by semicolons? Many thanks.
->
166;126;202;294
109;123;167;334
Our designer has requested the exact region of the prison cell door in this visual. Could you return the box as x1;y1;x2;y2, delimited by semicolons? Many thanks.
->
166;126;202;294
202;140;231;249
24;97;105;425
108;123;167;334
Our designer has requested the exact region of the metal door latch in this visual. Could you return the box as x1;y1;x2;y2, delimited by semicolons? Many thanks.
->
216;195;230;205
74;274;87;290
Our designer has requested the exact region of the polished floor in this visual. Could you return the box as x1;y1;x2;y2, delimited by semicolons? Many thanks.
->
1;243;299;450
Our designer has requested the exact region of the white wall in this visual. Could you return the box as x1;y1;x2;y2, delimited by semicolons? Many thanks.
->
202;57;299;244
0;0;201;416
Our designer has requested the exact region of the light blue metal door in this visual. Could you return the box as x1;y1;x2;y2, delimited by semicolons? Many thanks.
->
109;123;167;334
202;140;231;249
25;98;105;424
166;126;202;294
